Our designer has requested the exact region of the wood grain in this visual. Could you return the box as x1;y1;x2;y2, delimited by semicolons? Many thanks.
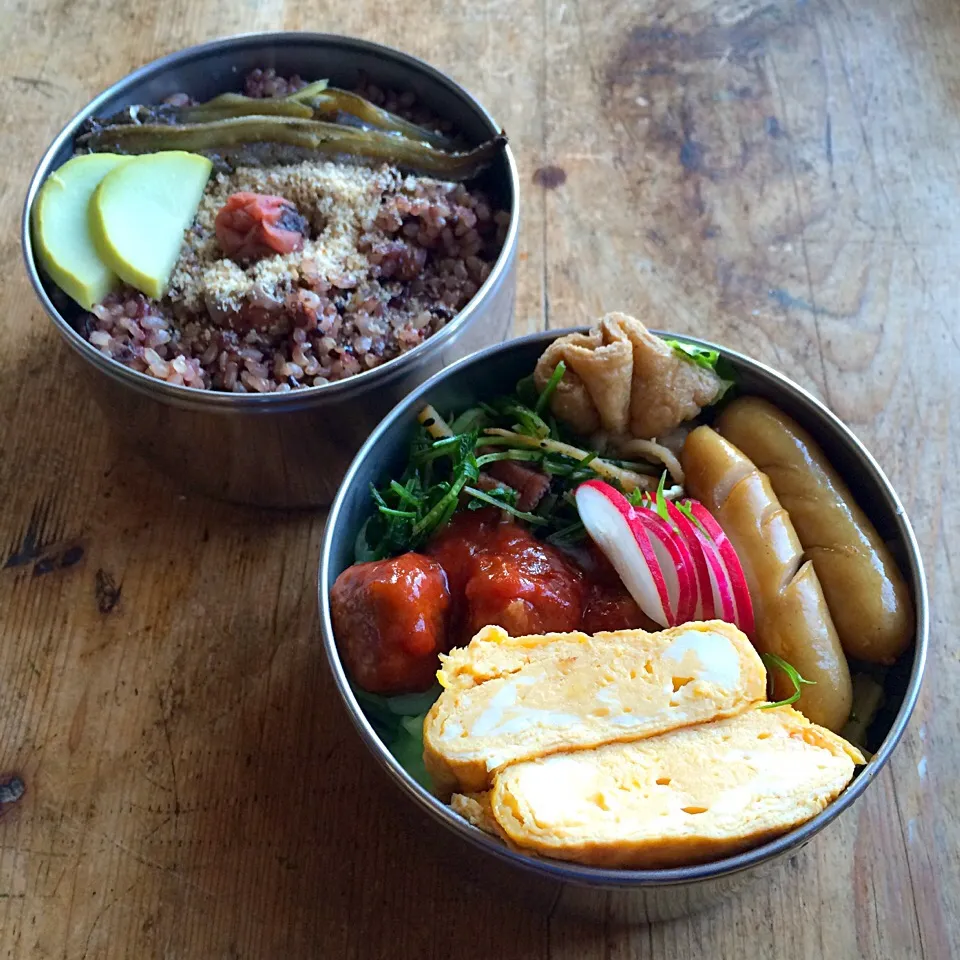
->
1;0;957;957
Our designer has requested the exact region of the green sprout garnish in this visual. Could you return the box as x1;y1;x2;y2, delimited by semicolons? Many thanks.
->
654;471;671;523
535;360;566;416
664;338;720;371
759;653;816;708
675;499;711;538
663;339;736;401
462;485;549;524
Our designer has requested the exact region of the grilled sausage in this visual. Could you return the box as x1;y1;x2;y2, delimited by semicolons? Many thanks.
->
682;426;852;732
716;397;913;664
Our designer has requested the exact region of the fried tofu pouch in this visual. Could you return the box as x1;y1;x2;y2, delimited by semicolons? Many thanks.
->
716;397;913;664
423;621;766;797
454;706;864;869
533;312;724;440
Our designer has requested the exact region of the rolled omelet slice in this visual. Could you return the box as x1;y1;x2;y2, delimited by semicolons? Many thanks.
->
424;621;766;796
459;706;864;869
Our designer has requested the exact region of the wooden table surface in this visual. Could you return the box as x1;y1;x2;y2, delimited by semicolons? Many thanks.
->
2;0;958;957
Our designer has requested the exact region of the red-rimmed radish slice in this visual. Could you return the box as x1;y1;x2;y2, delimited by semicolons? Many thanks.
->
662;501;716;621
678;511;736;623
575;481;671;626
630;508;697;625
631;490;719;624
683;500;755;637
575;480;696;627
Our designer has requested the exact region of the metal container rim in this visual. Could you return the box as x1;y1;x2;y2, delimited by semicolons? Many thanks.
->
20;31;520;412
318;327;929;889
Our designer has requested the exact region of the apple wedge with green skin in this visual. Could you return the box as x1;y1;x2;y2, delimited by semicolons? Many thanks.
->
90;150;213;300
31;153;131;310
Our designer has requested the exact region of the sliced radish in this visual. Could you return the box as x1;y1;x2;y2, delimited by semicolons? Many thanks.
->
574;480;755;636
631;491;721;624
662;500;716;621
630;508;697;625
679;512;737;623
575;481;672;626
682;500;755;637
575;480;697;627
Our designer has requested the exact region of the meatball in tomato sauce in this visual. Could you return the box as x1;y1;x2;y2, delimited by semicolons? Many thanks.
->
578;544;659;634
428;509;584;643
330;553;451;694
581;582;656;634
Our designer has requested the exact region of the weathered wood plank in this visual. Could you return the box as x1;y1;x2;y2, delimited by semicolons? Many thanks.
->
0;0;956;957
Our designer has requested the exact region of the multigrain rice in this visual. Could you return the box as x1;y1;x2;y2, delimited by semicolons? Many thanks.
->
85;72;508;393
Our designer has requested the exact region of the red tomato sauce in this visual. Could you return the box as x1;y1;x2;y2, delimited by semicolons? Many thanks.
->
428;509;584;643
330;552;451;694
331;510;654;693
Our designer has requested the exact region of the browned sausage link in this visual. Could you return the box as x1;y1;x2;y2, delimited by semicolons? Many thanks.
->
716;397;913;664
682;426;852;732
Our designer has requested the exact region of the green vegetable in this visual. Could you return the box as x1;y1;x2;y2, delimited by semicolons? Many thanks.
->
449;407;490;434
389;480;420;505
674;498;711;537
301;87;457;151
379;686;442;716
463;486;549;524
545;518;587;544
350;684;440;789
664;338;721;371
475;449;544;468
759;653;816;709
543;450;600;483
389;715;432;789
358;372;669;561
80;116;506;182
467;485;515;511
654;472;670;523
178;95;316;122
664;338;737;402
356;353;679;565
486;397;550;438
285;80;330;102
353;517;380;563
371;484;416;519
515;374;539;409
840;672;886;752
535;360;566;416
412;473;470;536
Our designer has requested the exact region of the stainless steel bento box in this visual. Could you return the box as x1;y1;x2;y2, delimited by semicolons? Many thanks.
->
22;32;519;507
318;330;927;923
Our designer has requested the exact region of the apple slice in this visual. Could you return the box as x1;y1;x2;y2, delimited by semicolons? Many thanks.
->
90;150;213;299
31;153;131;309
